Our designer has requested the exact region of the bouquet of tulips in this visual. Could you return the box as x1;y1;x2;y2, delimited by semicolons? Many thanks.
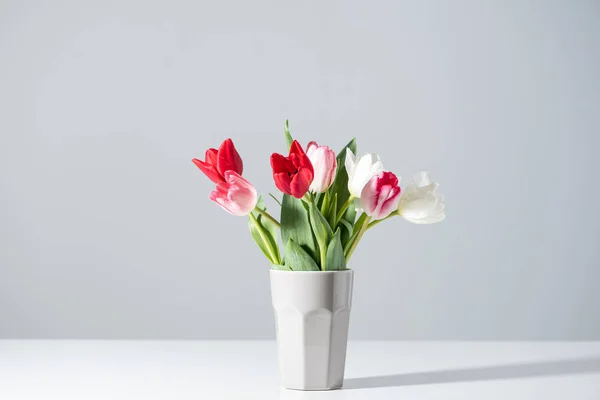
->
192;122;445;271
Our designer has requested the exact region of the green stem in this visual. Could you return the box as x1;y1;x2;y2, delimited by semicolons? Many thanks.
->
320;243;327;271
253;207;281;228
249;212;280;264
302;193;327;270
366;213;398;230
335;196;355;226
345;215;371;262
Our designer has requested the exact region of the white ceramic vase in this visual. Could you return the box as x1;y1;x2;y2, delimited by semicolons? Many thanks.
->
270;269;354;390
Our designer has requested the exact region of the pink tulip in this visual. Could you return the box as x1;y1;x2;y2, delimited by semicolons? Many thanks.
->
306;141;337;193
361;171;402;220
209;171;258;216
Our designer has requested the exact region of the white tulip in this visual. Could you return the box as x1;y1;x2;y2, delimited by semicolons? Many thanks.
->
398;172;445;224
344;148;385;198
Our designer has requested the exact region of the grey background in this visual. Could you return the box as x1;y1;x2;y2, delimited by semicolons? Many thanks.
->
1;0;599;340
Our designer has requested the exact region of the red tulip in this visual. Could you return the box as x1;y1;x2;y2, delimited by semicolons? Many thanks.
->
270;140;314;198
210;171;258;216
361;171;402;220
192;138;243;183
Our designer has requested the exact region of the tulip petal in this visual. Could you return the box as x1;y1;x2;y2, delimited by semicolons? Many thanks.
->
421;212;446;224
271;153;296;174
347;151;385;197
270;153;286;171
307;144;337;193
273;172;292;196
289;140;306;158
210;189;236;214
217;138;244;176
210;171;257;216
344;148;356;176
306;141;319;156
373;186;393;219
271;140;314;198
289;140;314;175
192;158;224;183
378;186;401;220
205;148;218;165
215;181;231;195
290;167;313;198
400;193;438;219
409;210;446;224
361;171;401;220
414;171;432;187
398;172;445;224
371;160;384;176
360;176;379;216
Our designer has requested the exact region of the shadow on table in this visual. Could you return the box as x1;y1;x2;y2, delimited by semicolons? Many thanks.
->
343;356;600;390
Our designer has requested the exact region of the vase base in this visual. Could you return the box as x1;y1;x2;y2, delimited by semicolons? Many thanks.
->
282;386;342;391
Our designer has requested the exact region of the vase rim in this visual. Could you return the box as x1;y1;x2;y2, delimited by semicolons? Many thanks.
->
270;269;353;274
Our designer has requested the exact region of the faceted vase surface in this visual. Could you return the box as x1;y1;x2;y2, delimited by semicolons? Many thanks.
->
270;269;354;390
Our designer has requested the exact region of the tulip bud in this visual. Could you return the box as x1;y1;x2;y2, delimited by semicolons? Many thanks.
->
210;171;258;216
192;138;243;183
306;141;337;193
360;171;402;220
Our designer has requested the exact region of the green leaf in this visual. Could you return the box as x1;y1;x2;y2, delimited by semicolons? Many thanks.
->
329;137;357;215
284;239;320;271
325;229;346;271
254;198;280;252
354;211;369;235
309;201;332;247
327;193;338;229
344;211;368;255
284;120;293;150
300;198;310;212
262;219;279;260
248;220;270;261
319;190;330;216
249;214;277;264
340;203;356;247
268;193;282;207
281;194;317;260
308;201;333;269
338;218;353;238
249;197;281;264
271;264;292;271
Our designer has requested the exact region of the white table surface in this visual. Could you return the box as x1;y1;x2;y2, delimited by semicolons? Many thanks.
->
1;341;599;399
